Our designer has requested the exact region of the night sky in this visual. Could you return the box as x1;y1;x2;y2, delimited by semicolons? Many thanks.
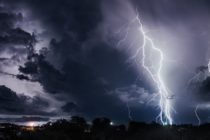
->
0;0;210;125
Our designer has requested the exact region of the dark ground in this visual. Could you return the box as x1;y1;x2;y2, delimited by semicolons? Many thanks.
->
0;116;209;140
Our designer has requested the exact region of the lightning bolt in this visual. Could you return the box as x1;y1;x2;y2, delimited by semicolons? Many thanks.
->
208;61;210;73
116;12;173;125
136;15;173;125
126;102;133;121
187;71;207;86
194;105;201;126
188;62;210;126
187;64;210;87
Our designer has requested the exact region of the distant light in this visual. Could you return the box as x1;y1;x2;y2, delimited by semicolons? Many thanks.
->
110;122;114;125
27;122;35;127
24;122;36;131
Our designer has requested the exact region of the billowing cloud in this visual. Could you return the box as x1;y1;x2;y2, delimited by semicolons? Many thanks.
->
109;84;157;106
0;85;53;115
0;0;209;124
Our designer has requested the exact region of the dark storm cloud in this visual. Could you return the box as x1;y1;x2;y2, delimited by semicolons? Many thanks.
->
0;28;32;45
0;85;53;116
0;5;36;74
7;0;103;41
12;0;156;120
0;9;35;48
188;66;210;100
196;66;208;73
61;102;77;113
19;42;145;121
0;12;22;29
0;116;49;123
1;0;156;121
3;0;182;122
199;77;210;96
2;0;210;124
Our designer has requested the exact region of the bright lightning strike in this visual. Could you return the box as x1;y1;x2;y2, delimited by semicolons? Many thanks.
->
194;105;201;126
136;15;173;125
116;12;173;125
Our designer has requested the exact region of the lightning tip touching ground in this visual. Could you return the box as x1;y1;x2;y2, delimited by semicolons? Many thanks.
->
195;105;201;126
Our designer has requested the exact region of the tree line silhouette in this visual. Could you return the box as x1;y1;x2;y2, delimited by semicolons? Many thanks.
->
0;116;210;140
